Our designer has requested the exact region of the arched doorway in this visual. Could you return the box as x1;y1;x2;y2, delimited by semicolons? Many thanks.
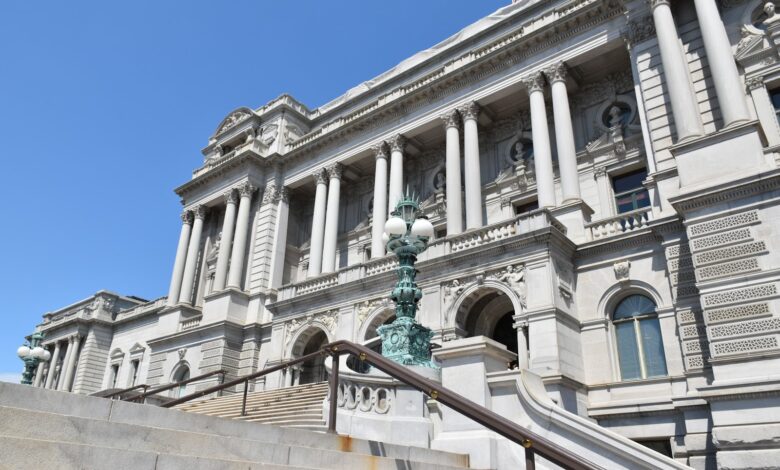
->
171;363;190;398
298;329;328;385
455;285;526;367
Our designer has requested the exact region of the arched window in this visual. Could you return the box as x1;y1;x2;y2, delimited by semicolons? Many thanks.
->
613;294;667;380
172;365;190;398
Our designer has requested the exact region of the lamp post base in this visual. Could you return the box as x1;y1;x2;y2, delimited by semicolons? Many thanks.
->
378;317;437;368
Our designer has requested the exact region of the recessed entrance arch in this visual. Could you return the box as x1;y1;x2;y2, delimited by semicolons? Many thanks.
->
289;326;330;385
452;282;527;366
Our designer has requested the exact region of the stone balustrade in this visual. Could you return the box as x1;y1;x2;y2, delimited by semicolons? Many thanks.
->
585;207;652;241
180;316;202;331
278;210;564;301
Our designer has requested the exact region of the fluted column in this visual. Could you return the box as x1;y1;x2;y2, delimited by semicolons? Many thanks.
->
442;109;464;235
692;0;750;126
370;144;389;258
526;72;556;208
227;183;255;289
460;102;483;229
63;335;81;391
44;342;61;389
57;337;73;391
308;170;329;276
321;163;343;273
546;62;581;203
387;134;406;213
166;211;194;306
33;361;45;387
179;206;207;304
213;190;238;291
651;0;704;141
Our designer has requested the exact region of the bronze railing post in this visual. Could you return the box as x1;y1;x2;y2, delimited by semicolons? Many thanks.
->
327;350;339;433
241;379;249;416
525;447;536;470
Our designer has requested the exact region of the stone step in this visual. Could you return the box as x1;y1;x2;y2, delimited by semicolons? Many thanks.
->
177;385;328;407
0;406;467;470
177;382;327;406
183;394;326;414
0;382;470;469
0;435;323;470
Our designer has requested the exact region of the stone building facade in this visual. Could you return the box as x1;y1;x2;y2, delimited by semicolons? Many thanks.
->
25;1;780;468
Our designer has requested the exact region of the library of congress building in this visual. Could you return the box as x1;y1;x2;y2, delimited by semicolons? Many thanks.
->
21;1;780;468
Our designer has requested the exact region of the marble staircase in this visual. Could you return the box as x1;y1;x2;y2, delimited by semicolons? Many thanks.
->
0;381;471;470
172;381;329;431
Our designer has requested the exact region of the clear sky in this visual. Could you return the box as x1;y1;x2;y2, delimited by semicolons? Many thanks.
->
0;0;509;381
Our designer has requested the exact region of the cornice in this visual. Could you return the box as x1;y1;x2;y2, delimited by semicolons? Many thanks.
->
280;0;624;164
175;151;266;197
670;169;780;213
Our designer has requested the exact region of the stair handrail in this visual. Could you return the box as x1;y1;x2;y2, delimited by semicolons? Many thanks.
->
162;348;330;415
160;341;598;470
102;383;150;399
128;369;226;403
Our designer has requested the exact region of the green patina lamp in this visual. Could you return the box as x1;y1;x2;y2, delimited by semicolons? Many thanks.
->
17;332;49;385
378;190;438;368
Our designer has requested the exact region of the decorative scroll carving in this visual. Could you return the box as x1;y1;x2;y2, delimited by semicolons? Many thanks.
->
524;72;546;93
459;101;480;120
626;17;656;45
181;211;194;225
613;260;631;282
326;163;343;180
544;62;567;83
440;109;460;128
388;134;406;153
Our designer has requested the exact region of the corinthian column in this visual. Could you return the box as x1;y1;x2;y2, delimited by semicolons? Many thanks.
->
546;62;581;202
651;0;704;141
44;342;61;389
308;170;328;276
442;109;463;235
63;334;81;392
167;211;194;306
460;102;483;229
692;0;750;126
526;72;556;208
179;205;207;304
321;163;343;273
370;144;389;258
213;190;238;291
387;135;406;213
227;183;255;289
57;337;73;391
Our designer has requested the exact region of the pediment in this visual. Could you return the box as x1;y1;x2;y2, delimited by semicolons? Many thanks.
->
213;107;256;137
129;342;145;355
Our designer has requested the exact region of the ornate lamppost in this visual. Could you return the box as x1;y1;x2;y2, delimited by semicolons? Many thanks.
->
378;192;437;367
17;332;50;385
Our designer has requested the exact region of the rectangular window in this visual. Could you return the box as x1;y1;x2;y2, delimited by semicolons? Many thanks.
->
129;360;140;387
770;88;780;124
110;364;120;388
515;200;539;215
615;322;642;380
612;169;649;214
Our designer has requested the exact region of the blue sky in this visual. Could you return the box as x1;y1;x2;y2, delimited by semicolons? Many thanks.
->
0;1;508;381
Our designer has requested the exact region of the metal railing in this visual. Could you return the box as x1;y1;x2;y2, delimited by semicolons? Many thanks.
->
102;383;150;400
125;369;226;403
159;341;598;470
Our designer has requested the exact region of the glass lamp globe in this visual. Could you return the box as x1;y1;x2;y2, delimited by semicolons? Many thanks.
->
411;218;434;238
17;346;30;359
42;350;52;361
385;217;407;236
381;232;389;244
31;347;45;359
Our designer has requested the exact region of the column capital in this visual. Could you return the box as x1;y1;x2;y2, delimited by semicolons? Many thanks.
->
524;72;546;94
277;186;290;203
313;168;328;185
193;205;208;220
326;162;343;180
746;76;766;91
625;17;656;45
388;134;407;153
458;101;480;121
261;182;278;204
544;62;568;84
594;166;608;179
648;0;670;9
181;211;194;225
372;142;389;160
236;182;256;198
223;189;239;205
440;109;461;129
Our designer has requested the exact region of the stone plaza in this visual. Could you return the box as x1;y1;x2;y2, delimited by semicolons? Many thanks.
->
15;1;780;468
